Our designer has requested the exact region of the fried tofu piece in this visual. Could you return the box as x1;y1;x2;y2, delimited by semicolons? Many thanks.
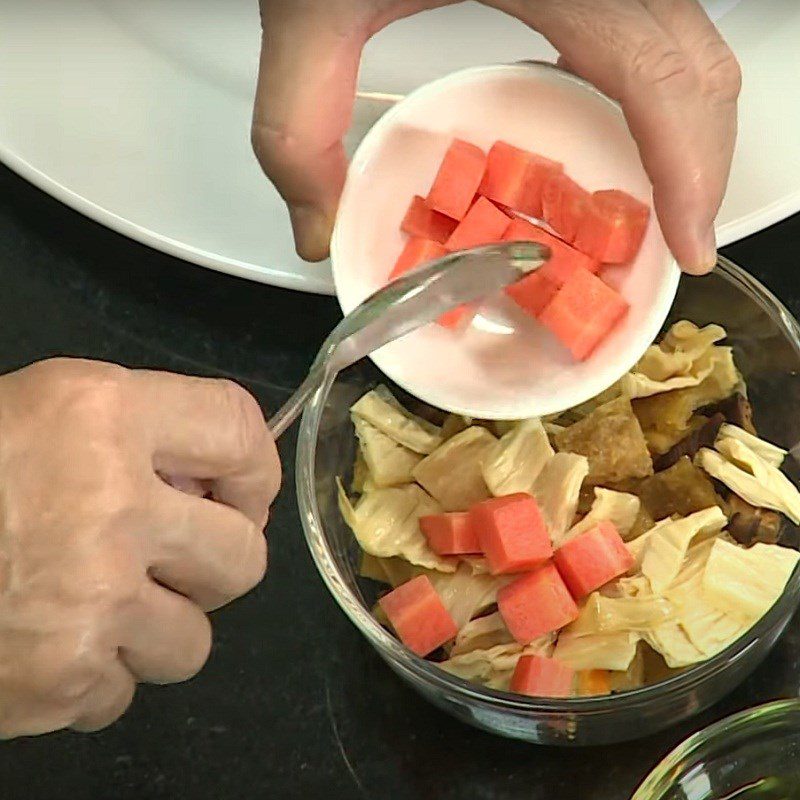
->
636;457;722;521
555;397;653;485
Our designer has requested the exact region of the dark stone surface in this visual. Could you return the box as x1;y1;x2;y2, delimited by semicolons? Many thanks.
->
0;162;799;799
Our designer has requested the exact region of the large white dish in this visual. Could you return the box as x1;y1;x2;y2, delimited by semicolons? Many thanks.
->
1;0;796;294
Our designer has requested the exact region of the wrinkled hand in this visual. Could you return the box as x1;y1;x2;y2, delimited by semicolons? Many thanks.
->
0;359;280;738
253;0;740;274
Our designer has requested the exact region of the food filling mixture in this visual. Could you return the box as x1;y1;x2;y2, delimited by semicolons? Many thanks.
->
338;321;800;698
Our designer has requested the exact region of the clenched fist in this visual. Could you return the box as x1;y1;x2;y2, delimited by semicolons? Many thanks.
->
0;359;280;738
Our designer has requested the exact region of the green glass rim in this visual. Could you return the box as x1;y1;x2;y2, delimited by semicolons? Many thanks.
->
631;698;800;799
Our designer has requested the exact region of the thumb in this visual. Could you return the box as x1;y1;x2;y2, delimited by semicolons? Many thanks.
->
252;2;366;262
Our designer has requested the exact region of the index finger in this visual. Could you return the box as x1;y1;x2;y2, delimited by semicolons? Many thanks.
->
637;0;741;272
488;0;740;273
131;370;281;527
252;1;364;261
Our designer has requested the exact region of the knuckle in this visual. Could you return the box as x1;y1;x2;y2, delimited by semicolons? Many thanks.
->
0;712;65;740
236;524;268;595
93;686;135;731
34;359;130;429
214;523;267;605
697;40;742;103
628;39;694;93
82;549;142;608
174;614;213;681
251;119;302;177
217;380;267;465
28;650;99;706
72;675;136;733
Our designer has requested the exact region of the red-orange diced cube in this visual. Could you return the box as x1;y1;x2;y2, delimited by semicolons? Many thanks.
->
401;195;459;244
572;189;651;264
538;268;629;361
378;575;458;657
553;521;635;599
470;493;552;575
541;173;592;243
427;139;487;221
445;197;511;251
478;141;563;218
420;511;482;555
390;237;447;281
498;563;579;644
511;655;575;698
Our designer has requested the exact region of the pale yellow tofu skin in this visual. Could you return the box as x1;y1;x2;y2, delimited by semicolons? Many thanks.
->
412;426;496;512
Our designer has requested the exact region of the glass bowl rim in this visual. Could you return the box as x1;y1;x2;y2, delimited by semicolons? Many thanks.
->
296;254;800;715
630;697;800;799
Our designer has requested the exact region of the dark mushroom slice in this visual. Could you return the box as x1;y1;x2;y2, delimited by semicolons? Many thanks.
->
641;642;682;686
627;505;656;542
700;393;757;435
725;493;786;546
636;456;724;521
441;414;470;441
653;413;726;472
426;647;450;663
576;483;596;516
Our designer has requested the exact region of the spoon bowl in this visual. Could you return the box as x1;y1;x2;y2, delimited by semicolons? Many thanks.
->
268;242;548;437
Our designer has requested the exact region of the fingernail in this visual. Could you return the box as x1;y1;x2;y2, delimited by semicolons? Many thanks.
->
289;204;334;262
683;226;718;275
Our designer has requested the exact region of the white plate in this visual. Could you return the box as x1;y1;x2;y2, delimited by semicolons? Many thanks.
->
1;0;797;294
333;65;678;419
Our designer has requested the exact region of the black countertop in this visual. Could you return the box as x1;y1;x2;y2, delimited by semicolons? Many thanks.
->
1;162;799;800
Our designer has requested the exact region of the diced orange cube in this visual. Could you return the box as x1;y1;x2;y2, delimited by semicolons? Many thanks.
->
478;141;563;218
390;237;447;281
498;563;579;644
538;268;629;361
427;139;487;220
420;512;482;555
445;197;511;251
470;493;552;575
506;271;561;318
553;521;635;599
572;189;651;264
541;173;592;243
378;575;458;657
511;655;575;698
504;218;599;284
401;195;459;244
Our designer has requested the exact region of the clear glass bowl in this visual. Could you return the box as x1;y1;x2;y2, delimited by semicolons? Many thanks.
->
631;699;800;799
296;255;800;746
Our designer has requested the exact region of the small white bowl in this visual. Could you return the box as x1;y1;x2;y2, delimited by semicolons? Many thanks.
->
331;63;679;419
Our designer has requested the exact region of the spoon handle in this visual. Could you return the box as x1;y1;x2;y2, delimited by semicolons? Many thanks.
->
268;362;329;438
267;241;548;438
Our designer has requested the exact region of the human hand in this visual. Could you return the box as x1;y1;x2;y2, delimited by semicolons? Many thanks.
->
0;359;280;738
253;0;740;274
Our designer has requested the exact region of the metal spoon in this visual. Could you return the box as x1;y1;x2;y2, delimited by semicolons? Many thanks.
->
267;241;549;438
